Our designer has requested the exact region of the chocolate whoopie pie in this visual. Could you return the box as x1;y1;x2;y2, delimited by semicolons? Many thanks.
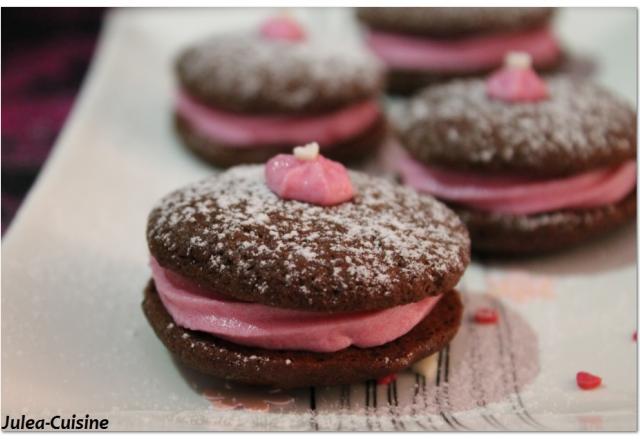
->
393;54;637;255
356;7;564;95
143;145;470;388
174;15;386;168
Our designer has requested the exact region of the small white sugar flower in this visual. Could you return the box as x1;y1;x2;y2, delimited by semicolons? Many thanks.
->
505;51;532;69
293;142;320;161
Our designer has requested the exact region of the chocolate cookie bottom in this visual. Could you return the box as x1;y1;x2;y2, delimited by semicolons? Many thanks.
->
175;113;387;168
455;191;636;256
142;280;463;388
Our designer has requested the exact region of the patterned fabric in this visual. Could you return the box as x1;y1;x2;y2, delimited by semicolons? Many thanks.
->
2;8;104;234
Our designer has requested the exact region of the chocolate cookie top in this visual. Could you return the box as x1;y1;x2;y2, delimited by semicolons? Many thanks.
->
147;166;470;313
176;34;384;114
395;77;637;177
356;7;553;38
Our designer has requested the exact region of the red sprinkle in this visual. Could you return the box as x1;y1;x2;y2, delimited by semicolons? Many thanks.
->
473;307;499;324
576;371;602;390
633;331;637;342
377;374;396;385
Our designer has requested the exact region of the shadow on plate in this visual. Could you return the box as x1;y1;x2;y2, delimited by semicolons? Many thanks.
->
172;360;306;413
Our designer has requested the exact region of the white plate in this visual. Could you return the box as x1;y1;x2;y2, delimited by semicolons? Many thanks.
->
2;7;637;431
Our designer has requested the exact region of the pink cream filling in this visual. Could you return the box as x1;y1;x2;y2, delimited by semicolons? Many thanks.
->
397;155;637;215
175;90;381;148
365;26;560;72
151;257;441;352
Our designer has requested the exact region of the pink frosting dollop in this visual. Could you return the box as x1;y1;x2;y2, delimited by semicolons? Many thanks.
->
486;63;547;102
365;26;559;72
265;153;354;206
397;155;637;215
175;90;381;148
151;258;442;352
260;16;306;42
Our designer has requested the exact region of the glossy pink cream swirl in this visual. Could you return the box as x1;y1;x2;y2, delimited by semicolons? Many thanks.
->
486;63;548;102
365;26;559;72
397;155;637;215
151;257;441;352
265;153;354;206
175;90;381;148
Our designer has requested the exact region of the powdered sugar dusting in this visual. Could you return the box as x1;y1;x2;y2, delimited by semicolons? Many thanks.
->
397;77;636;176
177;33;383;113
147;166;470;311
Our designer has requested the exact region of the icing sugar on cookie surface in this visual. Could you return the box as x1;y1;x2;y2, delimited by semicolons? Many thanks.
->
148;165;469;312
399;77;636;177
177;34;383;113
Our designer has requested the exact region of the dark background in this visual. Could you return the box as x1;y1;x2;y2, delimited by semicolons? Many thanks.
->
2;8;106;234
